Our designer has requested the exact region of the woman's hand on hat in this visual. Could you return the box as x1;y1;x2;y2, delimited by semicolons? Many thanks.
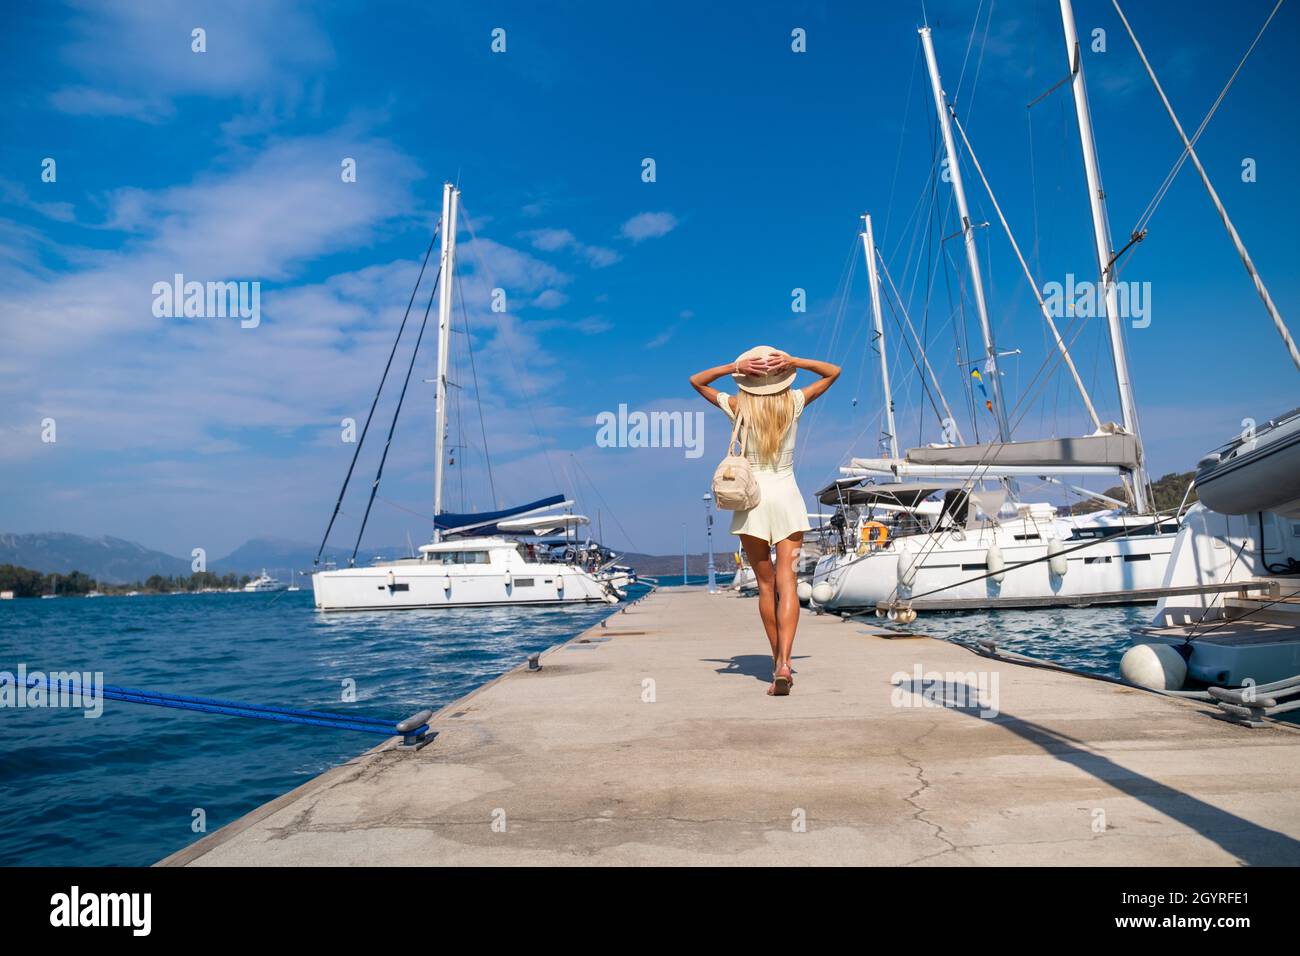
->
736;356;768;377
762;351;794;376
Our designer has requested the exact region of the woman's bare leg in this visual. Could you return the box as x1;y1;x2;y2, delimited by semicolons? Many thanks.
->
739;535;778;692
773;533;804;681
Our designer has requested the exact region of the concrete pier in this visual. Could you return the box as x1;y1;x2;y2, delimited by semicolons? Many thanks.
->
162;587;1300;866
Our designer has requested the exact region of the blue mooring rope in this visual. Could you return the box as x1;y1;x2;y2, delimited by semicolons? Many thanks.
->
17;673;429;739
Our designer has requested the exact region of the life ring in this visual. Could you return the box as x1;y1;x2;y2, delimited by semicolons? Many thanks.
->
860;521;890;549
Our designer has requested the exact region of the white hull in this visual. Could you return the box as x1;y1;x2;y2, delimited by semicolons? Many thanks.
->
244;570;287;592
1130;503;1300;686
813;517;1177;612
312;554;613;612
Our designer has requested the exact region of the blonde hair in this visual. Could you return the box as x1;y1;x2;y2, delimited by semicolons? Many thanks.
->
737;389;795;465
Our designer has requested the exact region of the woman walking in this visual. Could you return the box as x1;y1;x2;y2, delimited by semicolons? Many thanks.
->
690;347;840;696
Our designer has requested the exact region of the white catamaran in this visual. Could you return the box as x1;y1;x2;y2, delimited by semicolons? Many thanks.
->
312;184;620;611
810;5;1182;617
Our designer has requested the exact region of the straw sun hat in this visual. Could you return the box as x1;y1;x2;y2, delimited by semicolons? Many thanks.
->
731;345;797;395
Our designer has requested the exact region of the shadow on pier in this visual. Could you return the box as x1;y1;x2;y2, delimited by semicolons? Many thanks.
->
702;655;810;684
898;676;1300;866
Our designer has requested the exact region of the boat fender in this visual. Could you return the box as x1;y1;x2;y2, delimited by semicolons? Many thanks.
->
504;570;512;589
897;550;918;588
442;575;452;593
811;582;835;605
1120;643;1187;690
896;607;917;625
1046;538;1068;577
556;574;564;591
796;581;813;603
986;543;1006;583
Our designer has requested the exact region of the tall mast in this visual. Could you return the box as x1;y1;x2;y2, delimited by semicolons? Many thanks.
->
432;182;460;540
1059;0;1150;513
862;214;898;458
919;26;1013;446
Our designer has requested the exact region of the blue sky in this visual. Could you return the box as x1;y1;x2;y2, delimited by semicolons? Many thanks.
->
2;0;1297;559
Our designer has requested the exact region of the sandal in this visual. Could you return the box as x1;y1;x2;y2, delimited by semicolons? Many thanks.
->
772;663;793;696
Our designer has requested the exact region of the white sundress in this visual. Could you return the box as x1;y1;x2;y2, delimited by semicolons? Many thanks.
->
715;389;813;546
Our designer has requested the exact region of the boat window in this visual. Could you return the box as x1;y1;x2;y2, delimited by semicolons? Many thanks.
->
438;550;491;565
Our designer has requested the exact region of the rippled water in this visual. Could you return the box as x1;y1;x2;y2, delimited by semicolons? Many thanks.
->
865;604;1150;677
0;588;646;866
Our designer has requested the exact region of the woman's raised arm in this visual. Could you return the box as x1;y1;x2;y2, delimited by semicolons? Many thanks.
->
762;352;840;405
689;357;768;409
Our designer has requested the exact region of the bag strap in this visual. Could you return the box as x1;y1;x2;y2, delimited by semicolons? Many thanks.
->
727;399;749;458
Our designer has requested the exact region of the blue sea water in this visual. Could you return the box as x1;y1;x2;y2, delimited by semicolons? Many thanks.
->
0;589;1236;866
868;605;1150;678
0;588;648;866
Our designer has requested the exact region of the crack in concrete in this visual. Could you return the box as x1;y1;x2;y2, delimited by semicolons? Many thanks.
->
895;723;963;866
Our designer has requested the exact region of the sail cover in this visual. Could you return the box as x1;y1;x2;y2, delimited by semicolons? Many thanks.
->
905;433;1139;470
434;494;568;532
816;481;961;507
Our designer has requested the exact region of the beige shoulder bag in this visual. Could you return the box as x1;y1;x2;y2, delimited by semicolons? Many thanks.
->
712;404;761;511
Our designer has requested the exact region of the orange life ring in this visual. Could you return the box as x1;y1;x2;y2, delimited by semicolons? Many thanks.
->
860;521;890;549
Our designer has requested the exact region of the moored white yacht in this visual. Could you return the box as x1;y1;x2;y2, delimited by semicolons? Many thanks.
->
313;533;614;611
810;7;1182;617
244;570;287;593
311;183;620;612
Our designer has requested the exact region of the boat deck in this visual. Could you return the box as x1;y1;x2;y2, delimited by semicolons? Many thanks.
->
162;587;1300;866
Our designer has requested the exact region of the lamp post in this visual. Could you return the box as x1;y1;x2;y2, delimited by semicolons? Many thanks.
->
703;493;717;594
681;523;687;586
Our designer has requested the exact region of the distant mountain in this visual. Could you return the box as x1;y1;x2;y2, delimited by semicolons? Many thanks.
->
211;538;410;578
0;532;721;584
0;533;190;585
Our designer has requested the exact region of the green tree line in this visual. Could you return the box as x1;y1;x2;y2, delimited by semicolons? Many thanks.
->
0;565;252;597
1072;471;1198;515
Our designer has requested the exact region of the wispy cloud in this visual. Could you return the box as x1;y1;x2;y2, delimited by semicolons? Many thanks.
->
646;309;694;348
620;211;678;243
522;227;621;268
51;0;333;121
48;86;174;123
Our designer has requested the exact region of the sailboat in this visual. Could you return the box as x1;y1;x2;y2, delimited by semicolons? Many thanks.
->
312;183;620;611
1094;0;1300;694
810;6;1182;617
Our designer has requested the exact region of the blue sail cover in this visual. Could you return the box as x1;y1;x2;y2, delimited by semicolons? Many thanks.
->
433;494;567;532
